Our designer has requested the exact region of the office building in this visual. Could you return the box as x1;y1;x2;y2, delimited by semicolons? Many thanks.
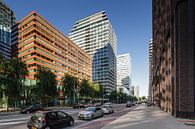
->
117;85;130;95
0;0;16;58
134;86;139;98
117;53;132;94
11;11;92;100
148;39;153;101
69;11;117;94
152;0;195;118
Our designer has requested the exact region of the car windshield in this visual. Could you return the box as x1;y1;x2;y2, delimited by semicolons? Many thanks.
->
85;107;96;112
102;105;109;108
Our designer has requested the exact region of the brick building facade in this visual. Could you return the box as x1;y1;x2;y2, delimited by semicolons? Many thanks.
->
152;0;195;118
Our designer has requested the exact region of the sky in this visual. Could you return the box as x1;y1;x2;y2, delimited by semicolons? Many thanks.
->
4;0;152;97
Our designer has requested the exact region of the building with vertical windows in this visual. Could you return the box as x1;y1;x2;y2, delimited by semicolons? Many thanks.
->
69;11;117;95
152;0;195;118
117;53;132;95
148;39;153;101
134;86;139;98
11;11;92;101
0;0;16;58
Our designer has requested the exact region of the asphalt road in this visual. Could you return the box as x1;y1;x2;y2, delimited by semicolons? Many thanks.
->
0;104;136;129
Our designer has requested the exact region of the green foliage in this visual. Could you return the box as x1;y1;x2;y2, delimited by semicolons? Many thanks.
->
108;90;138;103
0;56;28;109
61;74;79;104
141;96;146;100
79;80;102;99
79;79;91;98
35;67;57;105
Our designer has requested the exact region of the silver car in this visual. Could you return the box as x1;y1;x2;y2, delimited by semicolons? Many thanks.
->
102;105;114;114
78;107;104;120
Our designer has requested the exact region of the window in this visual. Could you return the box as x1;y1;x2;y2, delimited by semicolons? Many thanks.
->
46;112;58;120
57;111;67;120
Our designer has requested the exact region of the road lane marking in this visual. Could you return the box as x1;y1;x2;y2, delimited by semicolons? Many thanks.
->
0;117;29;123
0;120;27;125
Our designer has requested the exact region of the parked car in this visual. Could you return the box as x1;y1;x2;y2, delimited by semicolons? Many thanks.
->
27;110;74;129
126;101;133;107
93;103;101;107
102;105;114;114
73;103;87;108
20;104;44;114
104;102;112;105
78;107;104;120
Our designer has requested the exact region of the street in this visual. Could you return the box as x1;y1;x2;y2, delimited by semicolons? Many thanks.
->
0;104;132;129
1;104;195;129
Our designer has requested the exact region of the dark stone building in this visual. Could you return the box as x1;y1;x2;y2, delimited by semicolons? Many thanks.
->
152;0;195;118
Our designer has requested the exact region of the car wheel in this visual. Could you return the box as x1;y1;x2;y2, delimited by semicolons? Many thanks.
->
45;126;51;129
69;119;74;126
101;112;104;117
90;115;94;120
26;111;30;114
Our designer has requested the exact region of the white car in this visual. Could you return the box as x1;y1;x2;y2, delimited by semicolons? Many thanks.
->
102;105;114;114
78;107;104;120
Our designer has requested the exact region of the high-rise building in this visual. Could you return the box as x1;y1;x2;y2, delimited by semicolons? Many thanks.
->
117;53;132;94
69;11;117;94
152;0;195;118
134;86;139;98
0;0;16;58
11;11;92;101
148;39;153;101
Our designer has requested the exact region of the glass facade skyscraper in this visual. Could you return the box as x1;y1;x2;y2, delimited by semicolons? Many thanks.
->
117;53;132;94
0;0;16;58
69;11;117;94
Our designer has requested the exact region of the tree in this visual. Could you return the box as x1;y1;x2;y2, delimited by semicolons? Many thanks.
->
141;96;146;101
2;57;28;109
79;79;92;98
61;74;79;104
109;90;117;103
91;82;101;98
0;54;6;99
35;67;57;106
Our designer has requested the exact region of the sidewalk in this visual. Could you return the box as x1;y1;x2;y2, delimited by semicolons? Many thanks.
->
102;104;195;129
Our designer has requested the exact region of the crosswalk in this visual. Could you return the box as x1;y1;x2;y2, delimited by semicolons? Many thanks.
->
0;109;81;128
0;114;30;127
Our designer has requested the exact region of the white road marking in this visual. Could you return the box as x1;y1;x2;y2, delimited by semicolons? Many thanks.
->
0;120;27;125
0;117;29;122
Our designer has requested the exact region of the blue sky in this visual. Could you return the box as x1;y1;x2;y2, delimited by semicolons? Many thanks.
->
5;0;152;97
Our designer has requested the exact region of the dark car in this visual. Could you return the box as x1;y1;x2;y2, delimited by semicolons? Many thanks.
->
73;103;87;108
21;104;44;114
126;101;133;107
27;111;74;129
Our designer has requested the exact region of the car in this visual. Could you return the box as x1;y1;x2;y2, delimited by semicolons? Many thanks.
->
73;103;87;108
27;110;74;129
101;105;114;114
104;102;112;105
93;103;101;107
20;104;44;114
78;107;104;120
126;101;133;107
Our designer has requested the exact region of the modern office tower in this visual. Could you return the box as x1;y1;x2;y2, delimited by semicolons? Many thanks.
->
69;11;117;94
0;0;16;58
134;86;139;98
117;53;132;95
148;39;153;101
11;11;92;100
117;86;130;95
153;0;195;118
